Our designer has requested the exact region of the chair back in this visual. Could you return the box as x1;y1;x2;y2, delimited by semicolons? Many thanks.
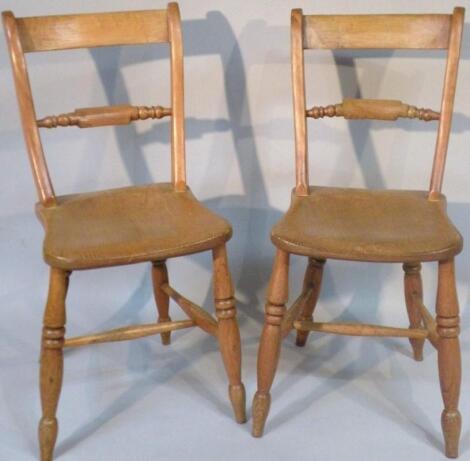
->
3;2;186;206
291;8;465;197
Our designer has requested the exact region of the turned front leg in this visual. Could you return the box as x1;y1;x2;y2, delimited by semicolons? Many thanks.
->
212;245;246;424
403;263;425;361
152;261;171;345
296;258;325;347
436;259;461;458
252;249;289;437
39;268;69;461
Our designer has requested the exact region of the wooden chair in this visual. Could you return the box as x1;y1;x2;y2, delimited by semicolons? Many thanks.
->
2;3;246;460
252;7;465;458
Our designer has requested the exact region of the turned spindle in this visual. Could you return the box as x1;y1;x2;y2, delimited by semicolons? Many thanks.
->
37;104;172;128
306;99;440;121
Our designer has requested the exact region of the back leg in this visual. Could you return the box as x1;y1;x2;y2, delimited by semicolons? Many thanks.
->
152;261;171;345
403;263;425;361
295;258;325;347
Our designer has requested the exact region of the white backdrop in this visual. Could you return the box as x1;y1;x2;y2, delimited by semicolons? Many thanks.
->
1;1;469;460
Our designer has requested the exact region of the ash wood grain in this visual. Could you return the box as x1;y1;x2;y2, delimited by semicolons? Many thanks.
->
295;258;325;346
168;2;186;192
430;8;465;197
37;105;171;129
403;263;425;361
152;261;172;345
212;245;246;424
2;11;55;205
436;259;461;458
17;10;168;52
252;249;289;437
294;320;428;339
303;14;451;49
64;320;194;348
291;9;309;196
39;268;69;461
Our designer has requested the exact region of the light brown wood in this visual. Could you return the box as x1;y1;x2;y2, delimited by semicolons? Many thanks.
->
252;249;289;437
430;8;465;196
168;2;186;192
152;261;172;345
291;9;309;196
39;268;69;461
212;245;246;424
37;105;171;129
403;263;425;361
4;4;245;459
294;320;428;339
2;11;55;205
16;10;168;52
306;99;440;122
64;320;194;348
254;8;465;458
161;283;219;336
436;259;461;458
303;14;451;49
418;300;439;349
272;187;462;263
280;287;313;338
295;258;325;346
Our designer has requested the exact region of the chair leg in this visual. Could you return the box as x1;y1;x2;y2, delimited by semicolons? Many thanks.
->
403;263;425;361
39;268;69;461
212;244;246;424
436;259;462;458
295;258;325;347
252;249;289;437
152;261;171;345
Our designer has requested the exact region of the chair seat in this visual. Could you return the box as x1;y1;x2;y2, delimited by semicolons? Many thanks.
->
36;183;232;270
271;187;462;262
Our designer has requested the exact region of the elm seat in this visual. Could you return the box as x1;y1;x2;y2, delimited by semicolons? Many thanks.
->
36;183;232;270
271;187;463;263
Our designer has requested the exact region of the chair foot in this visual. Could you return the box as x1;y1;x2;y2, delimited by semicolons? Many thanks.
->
158;318;172;346
229;384;247;424
295;335;308;347
252;391;271;437
39;417;58;461
410;340;424;361
442;410;461;458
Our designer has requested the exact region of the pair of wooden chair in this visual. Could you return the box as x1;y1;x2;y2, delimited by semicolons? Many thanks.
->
3;3;465;460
